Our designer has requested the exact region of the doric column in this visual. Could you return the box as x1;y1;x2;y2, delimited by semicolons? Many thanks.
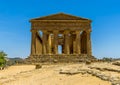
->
73;40;76;54
42;30;47;54
72;34;76;54
76;31;81;54
31;30;37;55
86;30;92;56
48;34;52;54
53;30;58;54
64;31;70;54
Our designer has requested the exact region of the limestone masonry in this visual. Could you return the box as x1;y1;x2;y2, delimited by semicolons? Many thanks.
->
27;13;95;63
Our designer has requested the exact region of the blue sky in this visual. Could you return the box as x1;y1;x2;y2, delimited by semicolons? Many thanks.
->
0;0;120;58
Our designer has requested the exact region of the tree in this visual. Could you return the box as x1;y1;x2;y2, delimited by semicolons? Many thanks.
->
0;51;7;66
102;57;113;62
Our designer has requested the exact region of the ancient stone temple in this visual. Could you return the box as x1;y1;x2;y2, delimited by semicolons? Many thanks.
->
27;13;95;63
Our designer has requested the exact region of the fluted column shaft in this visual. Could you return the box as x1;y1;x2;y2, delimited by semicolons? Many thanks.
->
31;30;37;55
86;31;92;56
76;31;81;54
64;31;70;54
53;31;58;54
48;34;52;54
42;31;47;54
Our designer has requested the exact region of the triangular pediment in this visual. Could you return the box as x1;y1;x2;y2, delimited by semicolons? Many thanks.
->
31;13;90;20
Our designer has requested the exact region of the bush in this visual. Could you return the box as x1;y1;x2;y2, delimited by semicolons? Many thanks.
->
0;51;7;66
102;57;113;62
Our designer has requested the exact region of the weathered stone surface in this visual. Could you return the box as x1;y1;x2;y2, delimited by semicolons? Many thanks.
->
26;54;96;63
112;81;120;85
35;64;42;69
88;66;120;73
85;60;91;64
27;13;94;63
112;61;120;66
59;70;80;75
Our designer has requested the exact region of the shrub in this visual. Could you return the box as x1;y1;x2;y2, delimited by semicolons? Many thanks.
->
102;57;113;62
0;51;7;66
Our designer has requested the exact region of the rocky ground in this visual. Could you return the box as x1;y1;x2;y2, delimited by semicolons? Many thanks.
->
0;61;120;85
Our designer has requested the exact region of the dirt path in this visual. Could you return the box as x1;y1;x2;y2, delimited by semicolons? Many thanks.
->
0;64;112;85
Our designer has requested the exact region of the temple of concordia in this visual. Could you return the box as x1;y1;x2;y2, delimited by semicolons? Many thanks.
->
27;13;95;63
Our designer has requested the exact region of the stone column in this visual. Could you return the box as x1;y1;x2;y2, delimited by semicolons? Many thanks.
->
72;34;76;54
53;31;58;54
42;30;47;54
31;30;37;55
86;31;92;56
76;31;81;54
73;41;76;54
48;34;52;54
64;31;70;54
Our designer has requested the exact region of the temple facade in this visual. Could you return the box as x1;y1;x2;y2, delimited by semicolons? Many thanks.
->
28;13;94;62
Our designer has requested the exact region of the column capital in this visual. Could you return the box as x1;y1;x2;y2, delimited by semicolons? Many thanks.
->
42;30;47;33
53;30;59;33
31;30;37;33
75;30;81;34
64;30;69;34
85;29;91;33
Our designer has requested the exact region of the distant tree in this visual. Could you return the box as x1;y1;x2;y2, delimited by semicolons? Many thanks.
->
102;57;113;62
0;51;7;66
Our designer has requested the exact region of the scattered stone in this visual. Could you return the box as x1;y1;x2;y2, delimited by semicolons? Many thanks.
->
0;66;5;70
89;66;104;71
112;81;120;85
85;60;91;65
59;70;80;75
112;61;120;66
89;66;120;73
104;68;120;73
110;77;120;82
53;59;58;63
86;69;120;84
100;75;109;81
35;64;42;69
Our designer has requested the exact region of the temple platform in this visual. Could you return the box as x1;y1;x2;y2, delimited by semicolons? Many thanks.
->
26;54;96;63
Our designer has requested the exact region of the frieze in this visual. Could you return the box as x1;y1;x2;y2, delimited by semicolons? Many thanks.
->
31;26;90;31
32;22;90;27
31;22;90;30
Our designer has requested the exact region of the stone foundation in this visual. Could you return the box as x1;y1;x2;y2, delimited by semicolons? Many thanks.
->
25;54;96;63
